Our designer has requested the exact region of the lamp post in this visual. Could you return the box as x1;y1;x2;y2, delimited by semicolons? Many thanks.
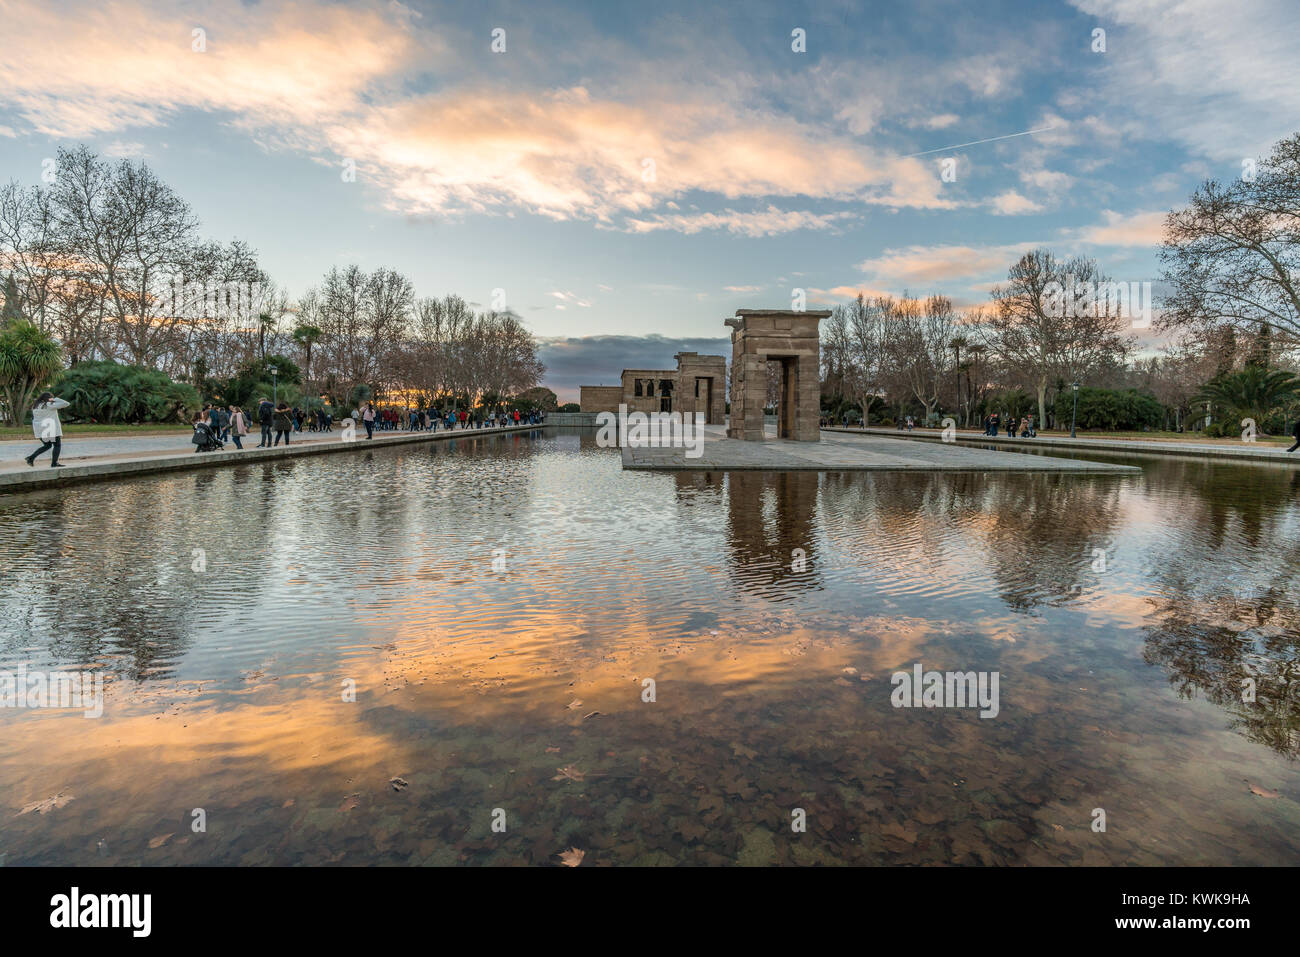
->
1070;381;1080;438
268;364;278;405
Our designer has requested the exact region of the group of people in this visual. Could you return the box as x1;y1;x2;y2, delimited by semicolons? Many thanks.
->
188;397;301;452
191;398;544;448
983;412;1036;438
354;404;544;439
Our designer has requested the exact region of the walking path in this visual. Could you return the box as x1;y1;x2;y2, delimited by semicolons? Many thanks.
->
622;425;1139;473
0;424;543;494
827;426;1300;465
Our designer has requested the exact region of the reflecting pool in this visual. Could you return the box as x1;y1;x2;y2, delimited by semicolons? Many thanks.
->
1;428;1298;865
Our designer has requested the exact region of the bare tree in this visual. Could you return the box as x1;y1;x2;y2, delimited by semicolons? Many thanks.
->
51;145;200;367
1160;132;1300;349
985;249;1132;429
886;293;956;423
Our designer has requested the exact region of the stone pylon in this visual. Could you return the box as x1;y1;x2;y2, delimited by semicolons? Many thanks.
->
726;309;829;441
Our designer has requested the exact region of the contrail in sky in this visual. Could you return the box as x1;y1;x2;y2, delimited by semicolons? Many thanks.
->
904;125;1058;157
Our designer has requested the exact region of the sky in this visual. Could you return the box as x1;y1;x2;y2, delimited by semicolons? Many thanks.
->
0;0;1296;401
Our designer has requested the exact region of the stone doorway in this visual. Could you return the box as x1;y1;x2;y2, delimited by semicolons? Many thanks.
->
770;356;798;439
695;377;714;424
726;309;829;442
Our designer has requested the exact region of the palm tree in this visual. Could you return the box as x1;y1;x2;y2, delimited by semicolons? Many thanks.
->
293;324;322;387
1195;366;1300;433
965;342;987;426
0;318;63;425
950;335;968;423
257;311;277;361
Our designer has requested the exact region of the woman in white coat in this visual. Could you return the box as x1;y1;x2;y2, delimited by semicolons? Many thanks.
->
25;391;70;468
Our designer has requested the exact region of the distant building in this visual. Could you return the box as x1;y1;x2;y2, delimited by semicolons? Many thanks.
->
580;351;726;423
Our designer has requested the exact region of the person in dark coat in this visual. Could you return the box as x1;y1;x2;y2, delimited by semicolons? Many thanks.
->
257;397;274;447
1289;418;1300;453
273;402;293;446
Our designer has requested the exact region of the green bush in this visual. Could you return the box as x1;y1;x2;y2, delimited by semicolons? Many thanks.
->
53;361;199;423
1052;387;1164;431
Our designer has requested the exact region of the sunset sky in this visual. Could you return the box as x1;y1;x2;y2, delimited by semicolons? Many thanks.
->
0;0;1295;399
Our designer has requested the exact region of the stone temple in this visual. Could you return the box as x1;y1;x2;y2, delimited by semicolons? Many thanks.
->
579;309;829;441
580;351;726;424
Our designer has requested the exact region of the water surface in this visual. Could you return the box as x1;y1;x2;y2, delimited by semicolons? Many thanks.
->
1;429;1298;865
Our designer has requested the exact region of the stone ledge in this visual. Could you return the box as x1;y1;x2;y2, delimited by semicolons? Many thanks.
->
0;424;544;495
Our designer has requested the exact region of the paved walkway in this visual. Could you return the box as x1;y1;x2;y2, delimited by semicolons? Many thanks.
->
621;425;1139;472
0;424;542;494
831;426;1300;465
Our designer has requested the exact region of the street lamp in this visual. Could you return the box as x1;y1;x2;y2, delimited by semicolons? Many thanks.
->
1070;381;1080;438
268;364;279;405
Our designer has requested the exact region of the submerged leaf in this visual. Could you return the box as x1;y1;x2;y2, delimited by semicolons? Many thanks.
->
558;847;585;867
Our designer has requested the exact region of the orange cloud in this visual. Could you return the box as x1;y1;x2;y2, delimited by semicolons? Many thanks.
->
0;0;964;231
1074;209;1170;247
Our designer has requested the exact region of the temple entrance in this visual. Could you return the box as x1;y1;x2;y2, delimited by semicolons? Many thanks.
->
775;356;797;439
695;377;714;424
727;308;829;442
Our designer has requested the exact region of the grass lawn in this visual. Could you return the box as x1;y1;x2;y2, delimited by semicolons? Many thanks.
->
1028;429;1294;446
872;424;1296;446
0;422;191;441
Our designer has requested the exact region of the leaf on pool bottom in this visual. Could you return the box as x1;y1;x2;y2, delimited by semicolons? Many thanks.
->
566;699;583;710
553;766;585;782
1248;784;1280;798
19;792;73;815
558;847;585;867
149;833;174;849
390;777;409;792
339;793;361;811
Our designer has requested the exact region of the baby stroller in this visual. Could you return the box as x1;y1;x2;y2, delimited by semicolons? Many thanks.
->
191;421;224;452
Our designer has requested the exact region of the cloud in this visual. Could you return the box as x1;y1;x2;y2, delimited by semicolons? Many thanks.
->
624;207;857;237
537;334;731;402
1072;209;1168;247
855;242;1039;286
915;114;961;130
988;190;1044;215
1068;0;1300;160
549;290;592;308
0;0;421;138
0;0;970;233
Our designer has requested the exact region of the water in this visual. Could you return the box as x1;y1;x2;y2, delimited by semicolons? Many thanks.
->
1;429;1298;865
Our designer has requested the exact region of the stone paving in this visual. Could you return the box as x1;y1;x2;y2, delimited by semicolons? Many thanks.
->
834;426;1300;465
0;423;543;494
621;425;1140;472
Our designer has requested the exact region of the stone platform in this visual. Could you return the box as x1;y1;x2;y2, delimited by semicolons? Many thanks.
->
621;426;1140;473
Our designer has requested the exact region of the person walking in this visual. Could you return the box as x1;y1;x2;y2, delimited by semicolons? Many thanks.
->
1289;417;1300;453
273;402;293;445
25;392;70;468
257;396;274;447
362;401;376;440
229;405;248;450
